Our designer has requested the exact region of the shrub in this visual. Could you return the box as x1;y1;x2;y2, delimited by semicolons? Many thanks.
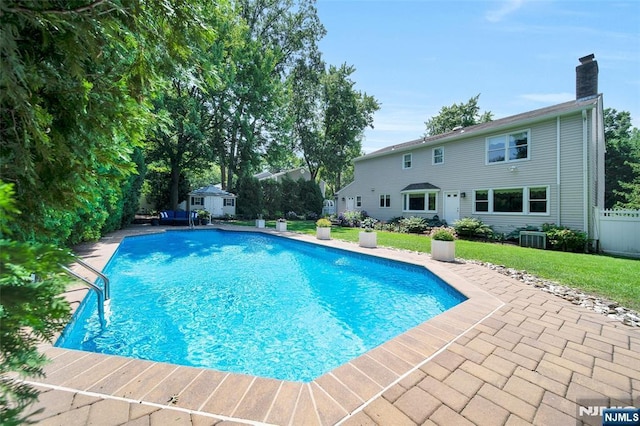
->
316;218;331;228
399;216;429;234
452;217;493;239
285;211;300;220
361;217;378;232
339;210;362;227
542;223;588;252
430;226;456;241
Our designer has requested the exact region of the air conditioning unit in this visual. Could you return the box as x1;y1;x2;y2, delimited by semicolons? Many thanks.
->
519;231;547;249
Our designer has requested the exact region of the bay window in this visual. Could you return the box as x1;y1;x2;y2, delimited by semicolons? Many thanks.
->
402;191;437;213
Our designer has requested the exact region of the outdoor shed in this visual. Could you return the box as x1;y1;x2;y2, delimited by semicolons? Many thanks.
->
189;185;236;218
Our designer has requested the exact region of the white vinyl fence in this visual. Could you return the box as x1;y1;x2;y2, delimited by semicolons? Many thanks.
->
595;208;640;258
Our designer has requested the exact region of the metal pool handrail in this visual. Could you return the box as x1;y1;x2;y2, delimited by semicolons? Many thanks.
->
61;258;111;326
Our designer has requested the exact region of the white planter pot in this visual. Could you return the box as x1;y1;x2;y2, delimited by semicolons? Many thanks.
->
316;227;331;240
431;240;455;262
255;219;265;228
359;231;377;248
276;222;287;232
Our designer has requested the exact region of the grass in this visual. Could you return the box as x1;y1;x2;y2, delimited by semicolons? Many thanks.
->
232;220;640;311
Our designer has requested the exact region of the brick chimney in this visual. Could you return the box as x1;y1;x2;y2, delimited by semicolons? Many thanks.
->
576;54;598;100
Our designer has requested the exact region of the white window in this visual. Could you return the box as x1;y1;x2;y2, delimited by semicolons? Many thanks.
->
191;197;204;206
403;153;412;169
473;186;549;215
379;194;391;208
223;198;235;207
356;196;362;207
486;130;530;164
433;147;444;165
402;192;437;213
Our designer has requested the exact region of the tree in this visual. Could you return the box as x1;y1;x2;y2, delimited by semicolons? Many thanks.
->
0;0;220;244
0;182;73;425
614;128;640;209
424;94;493;136
321;64;379;192
209;0;326;190
288;62;379;193
604;108;640;208
146;80;213;210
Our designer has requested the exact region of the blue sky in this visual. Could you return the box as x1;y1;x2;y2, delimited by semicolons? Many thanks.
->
316;0;640;153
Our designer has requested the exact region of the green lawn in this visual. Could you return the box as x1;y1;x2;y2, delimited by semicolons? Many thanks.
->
233;220;640;311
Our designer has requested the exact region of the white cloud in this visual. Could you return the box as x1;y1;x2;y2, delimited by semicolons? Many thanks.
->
520;92;574;103
485;0;525;23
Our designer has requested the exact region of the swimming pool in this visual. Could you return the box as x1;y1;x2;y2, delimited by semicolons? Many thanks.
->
57;230;466;382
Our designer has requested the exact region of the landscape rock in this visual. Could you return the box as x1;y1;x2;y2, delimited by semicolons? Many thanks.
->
464;260;639;328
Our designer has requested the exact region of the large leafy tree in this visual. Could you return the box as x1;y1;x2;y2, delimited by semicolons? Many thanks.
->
424;94;493;136
604;108;640;209
146;80;214;210
289;62;379;192
0;0;218;244
209;0;326;190
322;64;379;192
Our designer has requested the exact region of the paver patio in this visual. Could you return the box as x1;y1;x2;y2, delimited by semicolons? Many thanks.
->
24;224;639;425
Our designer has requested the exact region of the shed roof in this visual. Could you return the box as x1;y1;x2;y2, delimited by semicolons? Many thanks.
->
189;185;236;197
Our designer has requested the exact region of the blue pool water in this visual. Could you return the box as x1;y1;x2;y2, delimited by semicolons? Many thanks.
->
57;230;466;382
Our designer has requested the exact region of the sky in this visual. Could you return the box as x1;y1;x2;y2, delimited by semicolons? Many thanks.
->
315;0;640;153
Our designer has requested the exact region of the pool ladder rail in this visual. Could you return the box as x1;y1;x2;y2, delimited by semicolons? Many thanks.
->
61;258;111;326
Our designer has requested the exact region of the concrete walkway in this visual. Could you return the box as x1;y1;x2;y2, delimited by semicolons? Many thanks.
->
24;225;639;425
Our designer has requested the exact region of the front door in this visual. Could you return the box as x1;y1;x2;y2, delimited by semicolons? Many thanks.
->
443;191;460;225
346;197;355;211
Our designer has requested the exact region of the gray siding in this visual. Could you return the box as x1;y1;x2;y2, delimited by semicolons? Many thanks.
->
339;106;600;236
559;114;585;230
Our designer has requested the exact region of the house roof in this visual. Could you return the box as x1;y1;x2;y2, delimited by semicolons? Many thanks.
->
356;96;601;162
189;185;236;197
401;182;440;191
255;167;307;180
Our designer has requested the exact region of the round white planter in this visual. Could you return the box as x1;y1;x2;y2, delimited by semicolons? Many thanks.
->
359;231;377;248
431;240;455;262
255;219;265;228
316;227;331;240
276;222;287;232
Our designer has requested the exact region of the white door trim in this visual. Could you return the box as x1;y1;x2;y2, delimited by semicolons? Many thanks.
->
443;191;460;225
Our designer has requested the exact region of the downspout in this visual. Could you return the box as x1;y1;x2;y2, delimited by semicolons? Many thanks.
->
556;117;561;226
582;109;589;234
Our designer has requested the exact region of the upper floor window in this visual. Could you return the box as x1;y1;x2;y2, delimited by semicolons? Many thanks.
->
191;196;204;206
486;130;530;164
379;194;391;208
433;147;444;165
403;153;412;169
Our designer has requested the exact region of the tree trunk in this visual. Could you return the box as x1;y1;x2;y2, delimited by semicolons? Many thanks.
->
170;167;180;211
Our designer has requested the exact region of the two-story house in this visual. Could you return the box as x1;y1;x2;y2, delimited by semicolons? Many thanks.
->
336;55;605;241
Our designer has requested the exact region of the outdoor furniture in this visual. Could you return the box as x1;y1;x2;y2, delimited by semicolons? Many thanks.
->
159;210;197;226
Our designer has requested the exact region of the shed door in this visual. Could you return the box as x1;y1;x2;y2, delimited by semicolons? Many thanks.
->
443;191;460;225
210;197;223;217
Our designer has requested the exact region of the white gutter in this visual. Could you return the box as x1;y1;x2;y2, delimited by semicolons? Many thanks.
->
556;116;561;226
582;109;589;234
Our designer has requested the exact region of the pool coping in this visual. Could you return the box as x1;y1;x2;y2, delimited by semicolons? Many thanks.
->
34;224;504;425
